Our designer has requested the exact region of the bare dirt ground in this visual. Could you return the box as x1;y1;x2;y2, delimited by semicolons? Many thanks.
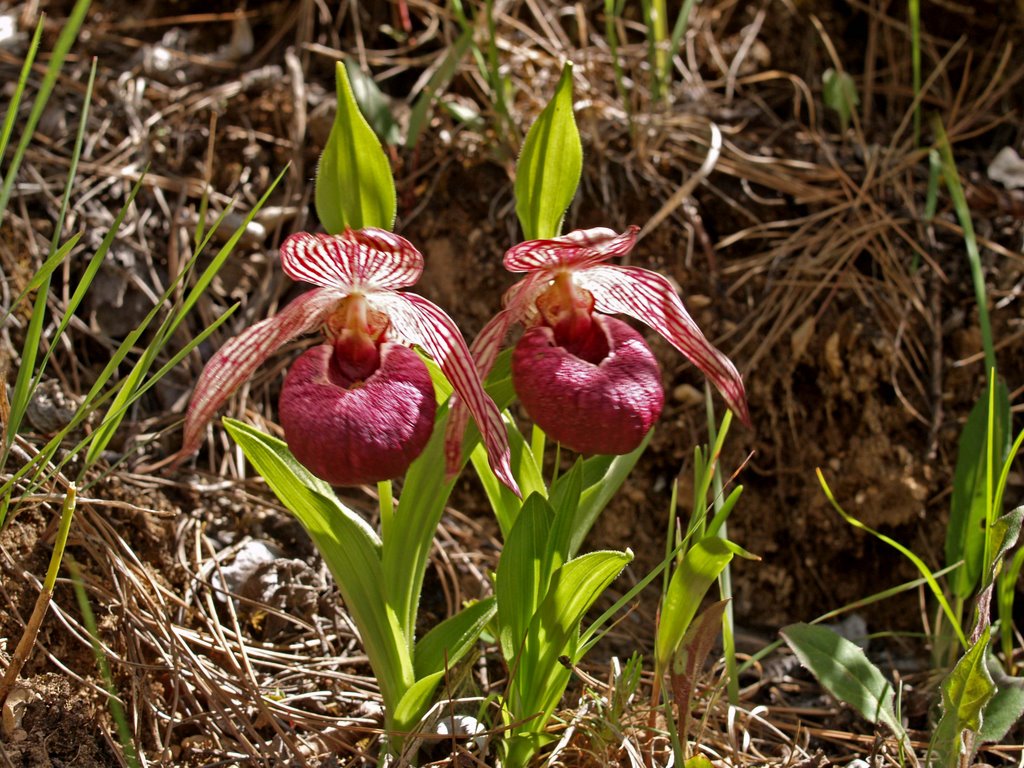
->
1;0;1023;764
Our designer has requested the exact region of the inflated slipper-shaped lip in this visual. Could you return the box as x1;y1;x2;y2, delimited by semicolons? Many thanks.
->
511;315;664;455
279;342;436;486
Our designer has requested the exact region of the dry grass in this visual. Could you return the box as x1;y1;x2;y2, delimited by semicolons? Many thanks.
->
1;0;1023;765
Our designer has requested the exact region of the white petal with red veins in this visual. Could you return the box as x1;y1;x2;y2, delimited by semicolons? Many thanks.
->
281;229;423;292
579;264;751;426
179;288;339;457
503;226;638;272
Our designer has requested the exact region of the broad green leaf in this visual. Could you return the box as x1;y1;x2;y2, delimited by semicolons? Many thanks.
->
998;547;1024;666
415;597;497;679
470;412;545;537
496;494;553;662
515;550;632;727
392;671;444;735
930;627;996;768
979;653;1024;743
316;61;396;233
781;623;906;743
384;409;457;644
514;62;582;240
947;380;1010;598
546;459;583;569
567;429;651;557
655;536;753;671
223;420;414;712
344;58;400;146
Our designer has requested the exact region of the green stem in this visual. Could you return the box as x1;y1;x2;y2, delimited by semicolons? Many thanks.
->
706;385;739;704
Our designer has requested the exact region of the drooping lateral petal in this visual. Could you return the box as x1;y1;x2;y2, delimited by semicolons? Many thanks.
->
503;226;639;273
443;269;553;463
370;292;520;496
281;229;423;292
179;288;339;458
579;265;751;426
442;307;519;469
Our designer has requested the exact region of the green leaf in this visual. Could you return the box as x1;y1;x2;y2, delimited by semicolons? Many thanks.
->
822;68;859;133
223;420;414;713
979;653;1024;743
655;536;754;672
930;627;996;768
392;671;444;735
671;600;729;740
343;59;400;146
415;597;497;680
514;62;582;239
514;550;632;729
781;623;906;743
546;459;583;569
566;429;651;557
947;380;1010;598
496;494;554;662
986;505;1023;583
470;412;545;538
383;410;457;645
315;61;396;233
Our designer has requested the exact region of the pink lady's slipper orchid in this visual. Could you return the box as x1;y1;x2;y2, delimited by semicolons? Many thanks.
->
180;228;518;493
446;226;750;457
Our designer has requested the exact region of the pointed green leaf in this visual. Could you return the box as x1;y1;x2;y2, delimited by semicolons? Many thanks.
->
392;671;445;735
514;62;582;239
223;419;414;712
947;379;1010;598
343;58;400;145
781;623;906;743
930;627;996;767
470;412;545;537
546;459;583;569
415;597;496;680
315;61;396;233
496;494;554;661
514;550;632;726
655;536;754;671
566;429;651;557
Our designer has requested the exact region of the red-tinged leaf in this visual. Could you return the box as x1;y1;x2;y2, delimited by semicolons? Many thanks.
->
280;229;423;292
373;291;520;496
580;264;751;427
670;599;729;741
178;289;338;457
503;226;638;273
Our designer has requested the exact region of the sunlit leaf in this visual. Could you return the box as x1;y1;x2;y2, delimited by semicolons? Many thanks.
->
223;419;414;712
781;623;906;743
947;379;1010;598
929;627;996;768
316;61;396;233
514;62;582;240
655;536;754;672
415;597;496;679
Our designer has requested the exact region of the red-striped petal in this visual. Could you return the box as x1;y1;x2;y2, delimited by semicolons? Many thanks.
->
578;265;751;426
503;226;639;273
179;288;339;457
371;292;521;496
281;229;423;292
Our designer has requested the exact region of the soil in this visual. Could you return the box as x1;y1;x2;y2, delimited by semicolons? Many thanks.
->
1;0;1024;765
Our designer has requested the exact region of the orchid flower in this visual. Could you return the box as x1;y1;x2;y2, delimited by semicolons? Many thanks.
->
445;226;750;457
180;228;518;493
